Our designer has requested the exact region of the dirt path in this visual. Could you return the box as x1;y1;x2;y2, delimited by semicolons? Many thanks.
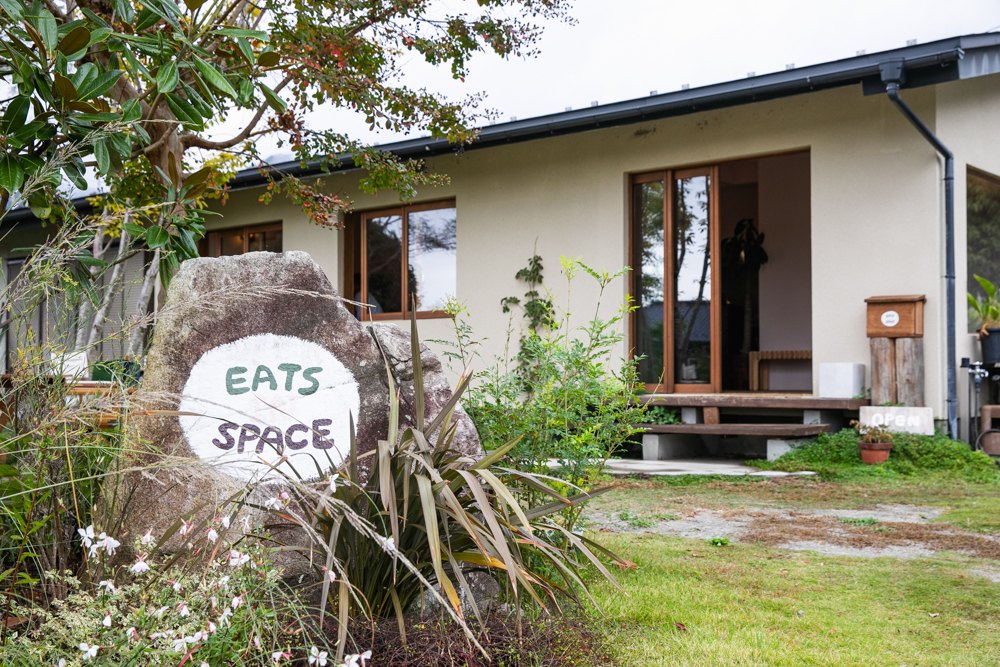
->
583;503;1000;561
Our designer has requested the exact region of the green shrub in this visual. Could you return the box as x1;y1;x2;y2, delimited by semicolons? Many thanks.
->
751;429;999;481
438;256;646;530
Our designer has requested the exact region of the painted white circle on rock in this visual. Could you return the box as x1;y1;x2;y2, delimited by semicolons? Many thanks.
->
178;334;360;481
880;310;900;327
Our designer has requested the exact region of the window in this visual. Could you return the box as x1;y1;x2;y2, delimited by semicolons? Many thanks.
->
968;168;1000;332
344;201;456;319
199;222;282;257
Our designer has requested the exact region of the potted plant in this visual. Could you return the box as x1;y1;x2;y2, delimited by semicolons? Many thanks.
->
968;274;1000;365
851;420;894;465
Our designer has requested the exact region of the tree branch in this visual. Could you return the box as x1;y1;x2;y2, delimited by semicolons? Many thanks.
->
180;75;291;150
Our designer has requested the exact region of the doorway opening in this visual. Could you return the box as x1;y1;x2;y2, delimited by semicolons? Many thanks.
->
630;151;812;394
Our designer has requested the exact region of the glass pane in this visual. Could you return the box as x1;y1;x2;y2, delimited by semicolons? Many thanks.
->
248;228;282;253
407;207;456;311
673;175;712;384
219;229;244;256
633;182;665;384
967;170;1000;332
366;215;403;314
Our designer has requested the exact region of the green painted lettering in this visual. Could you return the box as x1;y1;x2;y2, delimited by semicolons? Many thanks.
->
299;367;322;395
226;367;249;395
277;363;302;391
252;365;277;391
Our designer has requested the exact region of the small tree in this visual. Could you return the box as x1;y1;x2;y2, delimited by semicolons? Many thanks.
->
0;0;573;362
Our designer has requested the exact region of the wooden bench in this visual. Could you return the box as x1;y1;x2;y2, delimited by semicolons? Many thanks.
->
638;423;830;437
748;350;811;391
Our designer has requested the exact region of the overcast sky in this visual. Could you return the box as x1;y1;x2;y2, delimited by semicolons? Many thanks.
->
241;0;1000;162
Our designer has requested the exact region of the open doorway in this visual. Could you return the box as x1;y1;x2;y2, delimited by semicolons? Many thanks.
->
719;152;812;392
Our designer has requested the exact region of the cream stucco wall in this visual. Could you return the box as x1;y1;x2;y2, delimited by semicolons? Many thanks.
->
194;73;1000;422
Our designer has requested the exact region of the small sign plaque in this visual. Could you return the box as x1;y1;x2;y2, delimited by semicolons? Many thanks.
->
880;310;899;327
859;405;934;436
178;333;360;481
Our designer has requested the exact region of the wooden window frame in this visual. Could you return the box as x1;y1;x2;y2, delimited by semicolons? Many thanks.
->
629;167;721;394
201;222;283;257
346;199;456;322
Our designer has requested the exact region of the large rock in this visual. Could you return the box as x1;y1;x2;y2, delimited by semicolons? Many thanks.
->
367;323;481;458
123;251;478;543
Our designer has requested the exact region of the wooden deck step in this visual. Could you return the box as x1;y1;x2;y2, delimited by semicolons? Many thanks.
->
638;423;831;437
638;394;868;410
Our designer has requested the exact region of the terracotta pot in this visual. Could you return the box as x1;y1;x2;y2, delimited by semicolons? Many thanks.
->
859;441;892;465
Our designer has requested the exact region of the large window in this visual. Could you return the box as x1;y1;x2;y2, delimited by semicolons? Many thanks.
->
199;222;282;257
968;168;1000;332
345;201;456;319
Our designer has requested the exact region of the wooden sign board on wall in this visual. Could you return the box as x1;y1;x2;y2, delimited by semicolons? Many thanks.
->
865;295;926;338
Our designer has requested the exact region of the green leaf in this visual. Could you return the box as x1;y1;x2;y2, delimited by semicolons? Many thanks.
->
53;73;77;102
121;98;141;122
111;0;135;24
76;254;108;267
258;82;287;113
164;93;203;130
975;274;996;301
146;226;169;249
213;28;268;40
87;27;112;46
0;0;23;20
76;69;123;101
93;139;110;174
257;50;280;68
1;97;29;134
156;60;178;94
176;228;197;258
36;10;57;52
0;153;24;192
57;25;90;55
235;37;255;65
184;0;207;9
123;222;146;237
193;57;236;99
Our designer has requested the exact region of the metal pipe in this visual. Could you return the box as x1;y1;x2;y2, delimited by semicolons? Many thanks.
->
881;62;957;439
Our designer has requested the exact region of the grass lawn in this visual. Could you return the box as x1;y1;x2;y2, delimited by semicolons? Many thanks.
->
582;475;1000;666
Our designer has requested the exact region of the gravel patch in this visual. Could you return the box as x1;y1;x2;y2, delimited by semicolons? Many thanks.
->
778;540;938;559
970;567;1000;583
808;505;944;523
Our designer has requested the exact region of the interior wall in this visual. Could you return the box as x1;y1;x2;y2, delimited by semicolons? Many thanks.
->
758;152;813;390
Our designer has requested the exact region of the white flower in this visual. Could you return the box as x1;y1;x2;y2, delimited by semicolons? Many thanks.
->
102;613;112;628
329;476;339;492
254;635;261;648
78;525;95;549
79;643;98;660
126;627;137;641
179;603;190;617
221;516;231;529
129;557;151;574
208;621;217;634
201;663;210;667
171;580;182;592
228;550;250;567
218;607;232;627
189;630;206;643
308;646;328;666
179;521;191;536
272;650;290;663
264;496;282;510
217;575;230;589
321;567;336;583
172;637;188;653
56;660;66;667
231;595;243;609
96;533;121;556
154;606;170;619
141;530;154;545
240;515;251;530
97;580;116;595
206;528;219;543
379;535;395;552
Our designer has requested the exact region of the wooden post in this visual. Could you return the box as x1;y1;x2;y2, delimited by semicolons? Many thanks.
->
871;337;896;405
894;337;924;407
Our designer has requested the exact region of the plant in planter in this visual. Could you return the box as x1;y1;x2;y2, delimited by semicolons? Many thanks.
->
851;420;894;465
968;274;1000;365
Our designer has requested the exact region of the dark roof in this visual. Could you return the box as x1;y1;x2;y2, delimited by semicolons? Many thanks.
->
6;32;1000;226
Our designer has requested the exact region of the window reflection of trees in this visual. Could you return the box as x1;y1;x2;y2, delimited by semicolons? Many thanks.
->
365;215;404;313
408;210;457;311
636;183;664;384
968;171;1000;332
673;176;711;383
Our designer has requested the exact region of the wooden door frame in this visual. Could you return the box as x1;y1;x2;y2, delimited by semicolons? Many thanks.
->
630;166;721;394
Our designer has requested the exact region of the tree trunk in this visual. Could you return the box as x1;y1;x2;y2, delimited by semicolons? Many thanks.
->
870;337;896;405
74;232;107;350
894;337;925;407
126;248;160;359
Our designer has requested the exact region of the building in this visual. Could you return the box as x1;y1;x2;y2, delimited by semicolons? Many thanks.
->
5;32;1000;446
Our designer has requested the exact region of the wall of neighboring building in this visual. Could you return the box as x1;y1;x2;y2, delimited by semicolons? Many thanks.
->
208;82;956;416
937;72;1000;438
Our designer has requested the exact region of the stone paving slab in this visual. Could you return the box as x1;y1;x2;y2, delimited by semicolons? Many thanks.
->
602;458;817;477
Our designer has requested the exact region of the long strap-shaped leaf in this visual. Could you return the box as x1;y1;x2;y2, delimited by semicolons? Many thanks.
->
415;474;461;614
457;469;518;594
523;486;617;521
476;468;534;536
